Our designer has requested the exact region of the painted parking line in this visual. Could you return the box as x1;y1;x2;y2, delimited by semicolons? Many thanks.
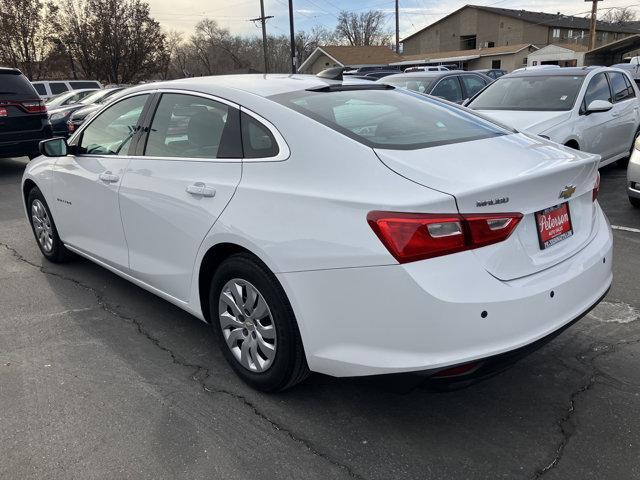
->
611;225;640;234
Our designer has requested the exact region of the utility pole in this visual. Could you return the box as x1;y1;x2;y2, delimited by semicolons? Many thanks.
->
288;0;296;73
586;0;601;51
249;0;273;73
395;0;400;54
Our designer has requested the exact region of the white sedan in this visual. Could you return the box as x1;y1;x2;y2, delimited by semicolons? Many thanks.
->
23;75;612;391
468;66;640;167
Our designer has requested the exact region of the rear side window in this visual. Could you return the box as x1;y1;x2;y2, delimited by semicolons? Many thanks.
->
32;83;47;95
608;72;635;102
50;82;68;94
145;93;242;159
0;73;38;96
271;88;509;150
241;112;279;158
69;81;100;89
431;77;463;103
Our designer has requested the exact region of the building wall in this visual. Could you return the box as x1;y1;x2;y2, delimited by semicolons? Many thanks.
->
528;46;586;67
305;54;341;74
468;49;532;72
402;6;635;55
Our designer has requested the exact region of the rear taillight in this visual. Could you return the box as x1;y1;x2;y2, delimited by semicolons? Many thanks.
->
593;171;600;202
18;100;47;113
367;211;522;263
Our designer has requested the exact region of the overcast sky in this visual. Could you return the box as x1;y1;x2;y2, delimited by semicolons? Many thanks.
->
147;0;639;39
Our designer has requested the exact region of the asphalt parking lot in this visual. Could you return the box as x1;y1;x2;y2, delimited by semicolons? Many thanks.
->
1;157;639;480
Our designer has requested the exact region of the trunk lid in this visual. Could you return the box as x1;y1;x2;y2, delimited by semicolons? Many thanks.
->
375;133;600;280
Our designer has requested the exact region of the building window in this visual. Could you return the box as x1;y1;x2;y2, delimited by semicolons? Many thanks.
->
492;59;501;69
500;22;504;28
522;57;528;66
552;28;560;38
568;30;573;38
581;30;585;39
487;41;495;48
460;35;476;50
533;61;538;66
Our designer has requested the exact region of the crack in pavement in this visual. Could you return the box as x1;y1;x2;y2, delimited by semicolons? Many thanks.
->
1;242;365;480
532;337;640;479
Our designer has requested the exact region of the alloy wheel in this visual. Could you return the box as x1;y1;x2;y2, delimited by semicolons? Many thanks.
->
31;199;54;253
218;278;277;372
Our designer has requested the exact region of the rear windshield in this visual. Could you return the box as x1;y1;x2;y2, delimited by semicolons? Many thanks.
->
80;88;120;105
0;73;38;97
69;81;100;89
469;75;585;111
270;88;509;150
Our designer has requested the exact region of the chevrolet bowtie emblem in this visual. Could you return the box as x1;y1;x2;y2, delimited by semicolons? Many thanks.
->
559;185;576;200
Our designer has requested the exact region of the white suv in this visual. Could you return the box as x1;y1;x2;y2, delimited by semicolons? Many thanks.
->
31;80;102;100
469;66;640;167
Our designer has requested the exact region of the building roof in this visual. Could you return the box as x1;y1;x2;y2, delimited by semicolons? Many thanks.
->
402;5;640;42
391;43;536;65
298;46;402;72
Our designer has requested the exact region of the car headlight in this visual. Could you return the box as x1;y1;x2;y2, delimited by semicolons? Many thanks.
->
49;111;70;122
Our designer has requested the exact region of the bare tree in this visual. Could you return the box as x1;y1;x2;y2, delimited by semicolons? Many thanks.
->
600;7;638;25
0;0;52;79
334;11;391;46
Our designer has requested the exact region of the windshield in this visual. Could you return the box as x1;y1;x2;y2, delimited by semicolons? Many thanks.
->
469;75;585;111
80;89;120;105
379;77;436;94
46;91;78;107
271;87;509;150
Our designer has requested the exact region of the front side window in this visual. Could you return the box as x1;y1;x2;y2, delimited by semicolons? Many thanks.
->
271;88;509;150
145;93;242;159
78;94;148;155
583;73;612;109
461;75;487;97
431;77;463;103
469;75;585;111
608;72;635;102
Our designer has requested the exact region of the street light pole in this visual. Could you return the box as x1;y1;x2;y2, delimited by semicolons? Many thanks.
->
289;0;296;73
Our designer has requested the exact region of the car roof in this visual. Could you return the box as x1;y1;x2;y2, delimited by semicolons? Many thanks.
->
120;74;343;99
504;66;600;78
379;70;477;79
0;67;22;75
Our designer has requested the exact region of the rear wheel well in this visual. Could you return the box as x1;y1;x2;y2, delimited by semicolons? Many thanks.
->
564;140;580;150
22;179;37;207
198;243;259;323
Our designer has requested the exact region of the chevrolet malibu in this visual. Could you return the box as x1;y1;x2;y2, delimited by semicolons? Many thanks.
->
23;75;612;391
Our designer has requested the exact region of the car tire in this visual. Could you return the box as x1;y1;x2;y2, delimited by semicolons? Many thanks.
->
27;187;72;263
209;253;310;392
630;196;640;208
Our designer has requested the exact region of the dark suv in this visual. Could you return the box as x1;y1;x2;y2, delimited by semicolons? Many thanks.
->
0;68;52;159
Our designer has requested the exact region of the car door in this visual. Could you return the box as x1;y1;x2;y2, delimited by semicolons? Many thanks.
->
575;72;617;160
53;93;151;269
118;92;243;301
606;71;639;158
430;76;464;103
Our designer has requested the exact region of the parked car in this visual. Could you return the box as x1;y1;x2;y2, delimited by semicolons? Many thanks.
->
628;137;640;208
473;68;507;79
378;71;493;103
404;66;450;72
467;66;640;168
45;88;98;108
23;75;611;391
48;87;127;137
66;86;130;134
31;79;102;100
362;70;403;79
0;67;51;159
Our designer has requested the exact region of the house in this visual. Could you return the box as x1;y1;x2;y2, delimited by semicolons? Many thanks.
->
527;44;589;68
391;43;537;72
402;5;640;56
298;46;402;74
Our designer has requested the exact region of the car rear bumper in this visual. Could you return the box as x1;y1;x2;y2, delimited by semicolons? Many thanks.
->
0;137;44;158
278;206;613;377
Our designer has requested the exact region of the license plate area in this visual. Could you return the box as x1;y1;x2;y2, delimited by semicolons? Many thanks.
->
535;203;573;250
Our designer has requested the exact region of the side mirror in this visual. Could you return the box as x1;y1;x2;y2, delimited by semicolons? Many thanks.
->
39;137;68;157
586;99;613;114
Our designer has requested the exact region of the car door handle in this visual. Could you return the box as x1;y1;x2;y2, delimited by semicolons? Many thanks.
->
186;182;216;197
99;171;120;183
